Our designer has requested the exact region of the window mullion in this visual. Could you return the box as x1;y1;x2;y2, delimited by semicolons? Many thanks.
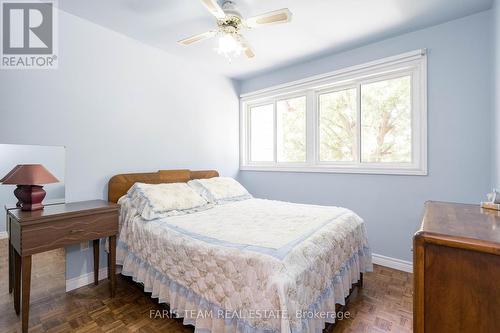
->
356;83;362;165
273;100;277;165
306;90;316;166
246;104;251;164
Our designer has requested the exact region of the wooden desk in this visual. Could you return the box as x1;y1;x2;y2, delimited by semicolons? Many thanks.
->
6;200;119;333
413;201;500;333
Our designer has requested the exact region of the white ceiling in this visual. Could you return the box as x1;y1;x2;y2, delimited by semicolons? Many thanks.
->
58;0;493;79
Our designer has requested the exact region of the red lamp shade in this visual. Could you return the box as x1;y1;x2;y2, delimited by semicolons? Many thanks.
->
1;164;59;211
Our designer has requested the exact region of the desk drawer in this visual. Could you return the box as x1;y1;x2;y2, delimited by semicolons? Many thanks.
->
20;212;118;255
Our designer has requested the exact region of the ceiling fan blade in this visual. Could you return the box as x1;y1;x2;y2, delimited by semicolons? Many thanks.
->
238;36;255;59
178;31;216;45
200;0;226;20
245;8;292;28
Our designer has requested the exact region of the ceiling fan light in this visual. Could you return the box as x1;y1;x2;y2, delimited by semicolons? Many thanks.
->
215;33;244;61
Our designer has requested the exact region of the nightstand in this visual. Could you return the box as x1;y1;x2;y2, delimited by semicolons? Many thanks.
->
6;200;119;333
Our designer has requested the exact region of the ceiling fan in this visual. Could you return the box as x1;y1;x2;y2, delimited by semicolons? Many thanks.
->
178;0;293;61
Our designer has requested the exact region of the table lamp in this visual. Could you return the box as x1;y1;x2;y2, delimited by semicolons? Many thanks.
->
0;164;59;211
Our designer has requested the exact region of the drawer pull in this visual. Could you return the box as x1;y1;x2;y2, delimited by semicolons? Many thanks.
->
69;229;85;234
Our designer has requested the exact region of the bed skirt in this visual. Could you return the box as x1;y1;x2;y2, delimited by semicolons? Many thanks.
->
117;242;372;333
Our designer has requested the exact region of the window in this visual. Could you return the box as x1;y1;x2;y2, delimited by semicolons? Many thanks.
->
240;50;427;175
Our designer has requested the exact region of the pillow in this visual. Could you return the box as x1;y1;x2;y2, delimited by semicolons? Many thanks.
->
126;182;209;220
188;177;252;204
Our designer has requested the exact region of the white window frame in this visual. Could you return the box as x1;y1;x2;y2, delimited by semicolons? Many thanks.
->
240;49;428;175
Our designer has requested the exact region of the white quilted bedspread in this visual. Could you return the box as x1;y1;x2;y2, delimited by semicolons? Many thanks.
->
117;197;372;333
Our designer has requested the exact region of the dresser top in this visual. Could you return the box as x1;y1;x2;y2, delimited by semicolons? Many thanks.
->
7;200;119;222
420;201;500;246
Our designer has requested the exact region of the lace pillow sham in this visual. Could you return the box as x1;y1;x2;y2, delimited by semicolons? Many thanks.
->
126;182;209;220
188;177;252;204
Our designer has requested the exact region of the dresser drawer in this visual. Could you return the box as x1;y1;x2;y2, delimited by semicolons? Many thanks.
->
19;211;118;255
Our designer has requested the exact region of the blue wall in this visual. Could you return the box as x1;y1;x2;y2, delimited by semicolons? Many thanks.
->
238;10;493;262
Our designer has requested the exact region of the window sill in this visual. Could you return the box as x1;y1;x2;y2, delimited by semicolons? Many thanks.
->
239;165;428;176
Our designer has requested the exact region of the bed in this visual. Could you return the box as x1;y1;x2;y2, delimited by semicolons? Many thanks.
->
108;169;372;333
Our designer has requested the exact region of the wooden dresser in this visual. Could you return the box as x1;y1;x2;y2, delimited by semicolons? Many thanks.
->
414;201;500;333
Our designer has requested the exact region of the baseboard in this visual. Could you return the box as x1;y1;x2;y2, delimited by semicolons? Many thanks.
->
0;231;8;239
372;253;413;273
65;266;122;292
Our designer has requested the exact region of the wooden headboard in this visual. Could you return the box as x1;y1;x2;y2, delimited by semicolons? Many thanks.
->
107;169;219;203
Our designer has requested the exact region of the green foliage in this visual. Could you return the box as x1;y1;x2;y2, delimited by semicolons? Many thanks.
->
319;88;357;161
277;96;306;162
319;76;411;163
361;76;411;163
250;75;412;165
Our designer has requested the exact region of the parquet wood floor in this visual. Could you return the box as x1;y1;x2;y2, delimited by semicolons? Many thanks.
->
0;239;413;332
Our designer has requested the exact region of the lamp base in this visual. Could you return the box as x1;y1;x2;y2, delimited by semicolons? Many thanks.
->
14;185;46;211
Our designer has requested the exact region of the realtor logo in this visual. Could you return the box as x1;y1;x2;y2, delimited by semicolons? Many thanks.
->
1;0;58;69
